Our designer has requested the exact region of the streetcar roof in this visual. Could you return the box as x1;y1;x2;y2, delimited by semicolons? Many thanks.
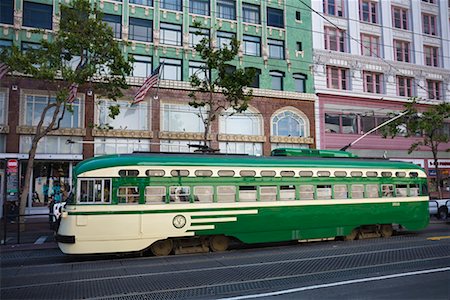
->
73;152;424;177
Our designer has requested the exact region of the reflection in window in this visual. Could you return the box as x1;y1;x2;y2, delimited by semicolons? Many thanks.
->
242;3;260;24
190;0;209;15
129;18;152;42
217;0;236;20
23;1;52;29
267;7;284;28
217;186;236;202
220;108;262;135
270;71;284;90
293;73;307;93
160;23;182;46
162;103;205;132
243;35;261;56
145;186;166;203
161;0;182;11
98;99;147;130
94;138;150;155
103;14;122;39
217;31;234;49
194;186;213;202
239;186;257;202
161;58;182;80
260;186;277;201
170;186;190;202
132;55;152;77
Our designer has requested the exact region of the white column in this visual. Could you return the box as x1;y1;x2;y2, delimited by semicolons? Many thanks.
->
347;0;361;55
380;0;394;61
439;0;450;69
410;2;423;65
311;0;325;49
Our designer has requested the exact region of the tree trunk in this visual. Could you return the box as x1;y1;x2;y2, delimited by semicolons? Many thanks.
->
431;145;443;199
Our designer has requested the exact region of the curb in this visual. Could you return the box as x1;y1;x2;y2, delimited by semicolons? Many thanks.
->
1;242;58;252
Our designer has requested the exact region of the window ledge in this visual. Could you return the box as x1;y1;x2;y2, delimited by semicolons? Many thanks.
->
270;136;314;144
16;126;86;136
92;128;153;138
218;134;265;143
159;131;211;140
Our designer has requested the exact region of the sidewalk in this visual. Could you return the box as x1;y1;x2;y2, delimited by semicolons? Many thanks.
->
1;216;58;252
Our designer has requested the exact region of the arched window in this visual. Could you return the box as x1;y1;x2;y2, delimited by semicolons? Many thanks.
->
272;110;305;137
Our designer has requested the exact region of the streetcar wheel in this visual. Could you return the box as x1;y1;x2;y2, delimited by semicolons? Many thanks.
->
380;224;393;238
150;239;173;256
344;229;359;241
209;235;229;252
437;207;448;220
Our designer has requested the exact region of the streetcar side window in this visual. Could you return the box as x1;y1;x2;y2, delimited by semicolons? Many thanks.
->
239;186;257;202
409;184;419;196
118;187;140;204
317;185;332;199
280;171;295;177
119;170;139;177
334;171;347;177
218;170;235;177
280;185;296;200
261;170;276;177
195;170;213;177
145;186;166;203
334;185;348;199
381;184;394;197
395;184;408;197
260;186;277;201
420;184;428;196
78;179;111;204
351;184;364;198
169;186;190;202
366;184;379;198
240;170;256;177
299;185;314;200
217;186;236;202
194;186;213;202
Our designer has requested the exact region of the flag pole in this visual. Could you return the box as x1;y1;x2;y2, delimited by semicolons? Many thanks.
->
153;61;165;100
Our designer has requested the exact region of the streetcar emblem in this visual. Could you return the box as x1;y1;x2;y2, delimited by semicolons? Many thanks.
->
173;215;187;228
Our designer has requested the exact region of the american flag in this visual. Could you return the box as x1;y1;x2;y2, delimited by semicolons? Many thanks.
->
67;83;79;103
133;64;162;105
0;63;9;80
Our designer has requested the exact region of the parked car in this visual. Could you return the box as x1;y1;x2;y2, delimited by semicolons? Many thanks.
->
429;199;450;220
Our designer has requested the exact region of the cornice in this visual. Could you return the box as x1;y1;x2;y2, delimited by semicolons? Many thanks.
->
92;129;153;139
158;131;211;141
218;134;266;143
270;136;314;144
16;126;86;136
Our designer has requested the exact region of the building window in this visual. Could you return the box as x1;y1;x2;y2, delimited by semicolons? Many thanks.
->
217;0;236;20
243;35;261;56
293;73;307;93
161;58;182;80
242;3;260;24
324;27;346;52
422;14;437;36
246;67;261;88
272;110;306;137
392;6;408;30
129;18;152;42
424;45;439;67
421;0;436;3
23;1;52;30
325;114;357;134
129;0;153;6
162;103;205;132
361;34;379;57
160;140;202;152
0;0;14;25
326;66;348;90
132;55;152;77
98;99;148;130
25;95;81;128
103;14;122;39
323;0;344;17
216;31;234;49
394;40;410;62
363;71;383;94
189;0;209;15
0;90;6;125
189;61;208;81
296;42;302;51
268;39;284;59
0;40;13;54
270;71;284;90
296;11;301;21
397;76;413;97
95;138;150;155
220;107;262;136
427;80;441;100
160;23;182;46
161;0;182;11
189;27;209;48
360;0;378;24
267;7;284;28
219;142;262;156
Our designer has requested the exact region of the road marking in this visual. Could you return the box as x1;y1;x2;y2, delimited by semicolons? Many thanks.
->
427;236;450;241
34;236;48;244
221;267;450;300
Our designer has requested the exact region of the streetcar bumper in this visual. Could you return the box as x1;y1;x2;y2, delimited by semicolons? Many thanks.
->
55;234;75;244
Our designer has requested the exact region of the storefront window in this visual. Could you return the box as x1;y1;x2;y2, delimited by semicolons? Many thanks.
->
98;99;148;131
21;161;72;208
220;107;262;135
20;136;83;154
162;103;206;133
94;137;151;155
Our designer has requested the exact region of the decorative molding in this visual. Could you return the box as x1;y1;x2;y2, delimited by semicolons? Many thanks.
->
159;131;211;140
92;129;153;138
218;134;266;143
16;126;86;136
270;136;314;144
0;125;10;134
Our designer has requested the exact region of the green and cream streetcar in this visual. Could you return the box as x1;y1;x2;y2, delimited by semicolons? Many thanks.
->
56;149;429;255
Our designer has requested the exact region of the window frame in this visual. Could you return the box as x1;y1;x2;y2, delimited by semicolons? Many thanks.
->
129;17;153;42
78;178;111;204
242;3;260;24
326;66;348;90
360;0;378;24
424;45;439;67
394;40;410;62
161;0;182;11
422;14;437;36
361;33;379;57
189;0;210;15
22;1;53;30
217;0;236;20
243;35;261;57
323;0;344;17
392;6;408;30
160;23;182;46
324;27;346;52
427;80;441;100
103;14;122;39
269;70;284;91
117;186;140;204
268;39;285;59
267;7;284;28
0;0;14;25
397;76;414;97
363;71;383;94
